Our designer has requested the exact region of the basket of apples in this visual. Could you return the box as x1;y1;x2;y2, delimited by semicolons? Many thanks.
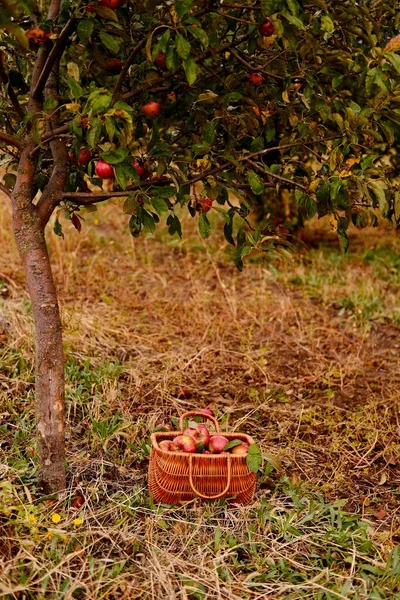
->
148;410;258;505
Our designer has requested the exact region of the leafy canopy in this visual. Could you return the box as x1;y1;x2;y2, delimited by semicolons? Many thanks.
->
1;0;400;267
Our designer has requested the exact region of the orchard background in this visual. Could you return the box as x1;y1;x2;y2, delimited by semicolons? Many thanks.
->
1;0;400;598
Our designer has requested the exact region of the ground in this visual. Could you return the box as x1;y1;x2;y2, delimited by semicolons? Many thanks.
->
0;191;400;599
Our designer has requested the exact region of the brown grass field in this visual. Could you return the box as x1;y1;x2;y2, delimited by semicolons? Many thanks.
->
1;190;400;599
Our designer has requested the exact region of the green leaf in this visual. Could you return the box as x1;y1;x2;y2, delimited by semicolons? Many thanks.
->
99;32;120;54
175;0;193;17
129;215;142;237
188;26;209;48
151;197;169;214
43;97;58;110
261;0;276;16
175;33;191;59
66;78;84;100
385;52;400;75
246;444;262;473
114;163;129;190
87;90;112;114
198;213;211;238
86;117;103;148
183;57;198;85
224;219;235;245
202;122;216;144
95;5;118;21
159;29;171;53
123;195;137;214
54;217;64;239
105;118;116;142
142;210;157;233
101;147;129;164
223;439;243;451
247;171;265;195
77;19;94;42
165;47;179;72
320;15;334;33
282;12;306;30
167;214;182;237
286;0;300;16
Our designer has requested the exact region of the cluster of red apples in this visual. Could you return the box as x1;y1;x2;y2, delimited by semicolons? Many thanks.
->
158;416;249;456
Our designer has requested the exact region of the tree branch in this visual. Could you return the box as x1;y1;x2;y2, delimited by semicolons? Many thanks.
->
113;32;166;101
0;182;12;198
247;159;309;192
0;55;26;120
31;16;77;100
37;56;70;226
230;48;284;80
0;130;22;149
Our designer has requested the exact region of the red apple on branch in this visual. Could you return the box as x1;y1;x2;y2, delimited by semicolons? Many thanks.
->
155;53;167;70
142;102;161;117
197;197;213;213
95;160;114;179
99;0;124;9
105;58;123;74
77;148;92;166
132;161;145;179
259;21;275;36
248;73;263;86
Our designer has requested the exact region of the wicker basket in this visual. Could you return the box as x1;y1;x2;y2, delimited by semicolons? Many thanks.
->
148;411;257;505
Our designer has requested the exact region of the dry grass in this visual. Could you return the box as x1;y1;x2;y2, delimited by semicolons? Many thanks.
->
1;192;400;599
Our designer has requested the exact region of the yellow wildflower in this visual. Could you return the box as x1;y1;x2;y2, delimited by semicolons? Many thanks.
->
51;513;61;524
73;518;83;527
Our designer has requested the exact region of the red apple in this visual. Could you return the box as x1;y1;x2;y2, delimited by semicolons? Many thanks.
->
132;161;145;179
167;91;176;103
183;427;198;438
142;102;161;117
197;197;213;213
231;443;249;456
78;148;92;166
203;450;212;454
85;3;96;12
26;28;50;45
259;21;275;37
155;53;167;70
95;159;114;179
248;73;263;86
99;0;124;9
105;58;123;74
159;440;174;452
183;424;211;449
202;408;214;417
197;424;211;447
173;435;197;453
209;435;229;454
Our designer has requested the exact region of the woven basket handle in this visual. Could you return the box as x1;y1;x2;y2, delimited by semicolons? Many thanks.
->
188;454;232;499
179;410;220;432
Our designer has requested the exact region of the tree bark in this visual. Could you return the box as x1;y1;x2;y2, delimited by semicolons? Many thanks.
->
12;146;66;493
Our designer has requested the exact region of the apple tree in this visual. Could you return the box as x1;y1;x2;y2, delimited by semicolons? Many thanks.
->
1;0;399;492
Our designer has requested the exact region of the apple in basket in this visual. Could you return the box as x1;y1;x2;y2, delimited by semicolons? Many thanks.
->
183;424;211;450
231;442;249;456
172;435;197;453
158;440;175;452
208;435;229;454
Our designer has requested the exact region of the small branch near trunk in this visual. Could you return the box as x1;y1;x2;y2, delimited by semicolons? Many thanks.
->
0;56;26;120
113;34;162;101
31;16;77;100
247;159;309;192
0;130;22;149
230;49;284;80
0;182;12;198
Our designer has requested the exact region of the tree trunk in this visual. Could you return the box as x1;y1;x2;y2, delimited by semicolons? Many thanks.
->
12;146;66;493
